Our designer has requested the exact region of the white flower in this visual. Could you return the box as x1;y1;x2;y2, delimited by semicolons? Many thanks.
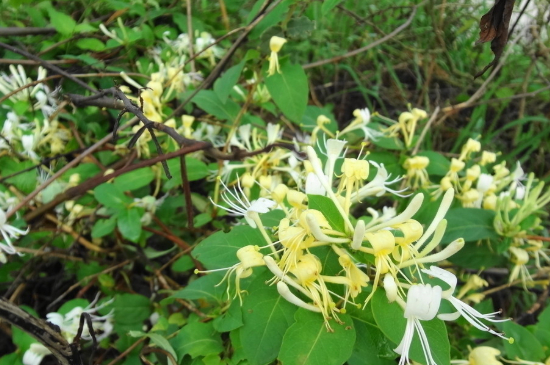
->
305;172;327;196
266;123;283;145
213;178;275;228
422;266;510;339
0;208;28;256
322;138;347;185
340;108;384;141
23;343;51;365
46;296;114;342
395;284;442;365
354;161;408;200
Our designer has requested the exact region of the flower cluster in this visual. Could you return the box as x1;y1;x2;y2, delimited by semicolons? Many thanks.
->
201;137;511;363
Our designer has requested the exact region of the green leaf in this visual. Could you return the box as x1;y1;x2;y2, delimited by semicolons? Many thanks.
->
117;208;142;242
47;8;76;35
172;255;195;273
501;321;545;360
112;293;152;334
348;320;395;365
308;195;346;233
321;0;342;15
213;299;244;332
278;309;355;365
173;321;224;359
240;272;297;365
74;23;97;33
534;304;550;350
0;158;35;194
372;290;450;365
113;168;155;191
417;151;450;177
286;16;315;40
192;90;240;121
265;62;308;124
192;225;267;269
92;217;117;238
129;331;178;363
448;241;507;269
347;304;396;364
75;38;105;51
214;61;245;104
94;183;132;210
442;208;499;244
171;272;227;304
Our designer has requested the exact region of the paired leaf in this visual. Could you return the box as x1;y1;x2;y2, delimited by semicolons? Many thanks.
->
278;309;355;365
240;273;297;365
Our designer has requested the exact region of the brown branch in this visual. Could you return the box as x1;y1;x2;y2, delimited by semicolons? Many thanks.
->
179;156;194;229
0;298;83;365
23;142;209;222
0;27;57;36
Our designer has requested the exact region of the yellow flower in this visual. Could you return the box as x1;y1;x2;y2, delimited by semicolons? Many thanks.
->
468;346;502;365
267;36;287;76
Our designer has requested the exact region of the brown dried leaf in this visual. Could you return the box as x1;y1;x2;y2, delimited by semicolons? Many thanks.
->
475;0;516;78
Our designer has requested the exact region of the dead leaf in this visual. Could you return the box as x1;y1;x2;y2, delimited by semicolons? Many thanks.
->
475;0;516;78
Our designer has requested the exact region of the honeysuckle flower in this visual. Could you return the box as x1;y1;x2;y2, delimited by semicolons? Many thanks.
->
276;281;321;312
480;151;497;166
323;138;347;185
403;156;430;189
509;246;532;287
459;189;480;208
332;245;369;303
340;108;384;141
305;172;327;196
353;161;408;200
0;191;18;212
0;65;48;103
456;274;489;300
311;115;335;142
194;31;224;65
459;138;481;161
267;36;287;76
197;245;265;303
1;207;28;256
421;266;510;339
23;343;51;365
469;346;502;365
99;23;124;44
394;284;442;365
213;177;275;229
21;134;39;161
